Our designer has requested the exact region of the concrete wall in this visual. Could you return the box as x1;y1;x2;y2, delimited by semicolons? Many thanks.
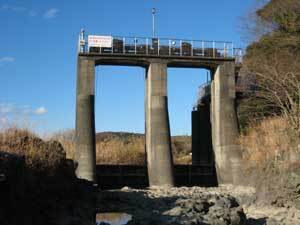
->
75;57;97;182
96;165;217;189
191;103;213;165
145;61;174;187
210;62;242;184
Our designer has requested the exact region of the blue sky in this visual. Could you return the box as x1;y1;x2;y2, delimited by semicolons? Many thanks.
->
0;0;256;135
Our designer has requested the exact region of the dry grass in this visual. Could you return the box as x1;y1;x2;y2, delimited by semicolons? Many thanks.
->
50;129;75;159
52;130;192;165
95;134;192;165
239;116;300;205
239;116;300;172
0;126;66;173
172;136;192;164
96;134;145;164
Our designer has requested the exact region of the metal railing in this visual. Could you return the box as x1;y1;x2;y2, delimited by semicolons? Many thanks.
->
233;48;244;64
78;31;244;62
193;82;211;109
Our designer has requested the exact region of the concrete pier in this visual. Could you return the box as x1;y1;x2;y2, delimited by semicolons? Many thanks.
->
145;61;174;187
210;62;242;184
75;57;97;182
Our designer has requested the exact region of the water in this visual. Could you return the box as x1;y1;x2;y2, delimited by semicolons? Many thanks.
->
96;212;132;225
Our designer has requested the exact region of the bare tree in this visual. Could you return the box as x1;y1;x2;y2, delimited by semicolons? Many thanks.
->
241;50;300;136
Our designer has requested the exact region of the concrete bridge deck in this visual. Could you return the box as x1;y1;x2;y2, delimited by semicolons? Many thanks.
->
79;52;236;69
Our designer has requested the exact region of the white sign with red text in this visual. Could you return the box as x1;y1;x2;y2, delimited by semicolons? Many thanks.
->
88;35;112;48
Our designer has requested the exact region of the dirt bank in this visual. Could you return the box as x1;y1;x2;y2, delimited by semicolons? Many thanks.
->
0;130;96;225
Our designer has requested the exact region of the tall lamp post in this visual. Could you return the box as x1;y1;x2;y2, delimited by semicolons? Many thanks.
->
152;8;156;38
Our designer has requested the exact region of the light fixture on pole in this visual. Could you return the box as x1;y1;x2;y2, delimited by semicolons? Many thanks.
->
152;8;156;38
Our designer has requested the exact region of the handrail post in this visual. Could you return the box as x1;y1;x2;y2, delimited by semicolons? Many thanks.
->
158;38;160;55
79;29;86;53
191;40;194;57
223;42;226;58
123;37;125;54
202;41;204;57
112;37;114;54
146;38;149;55
240;49;243;63
213;41;215;58
134;37;137;54
169;40;171;56
180;40;182;56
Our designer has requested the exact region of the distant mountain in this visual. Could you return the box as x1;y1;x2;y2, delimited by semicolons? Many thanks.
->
96;132;143;142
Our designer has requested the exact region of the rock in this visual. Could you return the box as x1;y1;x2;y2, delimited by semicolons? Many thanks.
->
121;186;130;191
229;207;247;225
201;196;246;225
164;206;183;216
266;218;280;225
193;201;210;213
295;198;300;210
0;173;5;182
98;222;111;225
214;196;240;208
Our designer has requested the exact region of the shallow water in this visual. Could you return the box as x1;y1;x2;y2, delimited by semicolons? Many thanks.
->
96;212;132;225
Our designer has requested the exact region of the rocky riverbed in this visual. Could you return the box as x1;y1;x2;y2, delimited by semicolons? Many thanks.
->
97;185;300;225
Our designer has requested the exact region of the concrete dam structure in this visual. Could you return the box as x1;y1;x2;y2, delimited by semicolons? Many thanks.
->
75;31;243;187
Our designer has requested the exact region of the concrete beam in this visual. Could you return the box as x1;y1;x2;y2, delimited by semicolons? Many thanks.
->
89;54;234;69
145;62;174;187
75;57;96;182
210;62;242;184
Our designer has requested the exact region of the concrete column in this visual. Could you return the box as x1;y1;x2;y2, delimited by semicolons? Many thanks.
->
75;57;96;182
145;62;174;187
210;62;242;184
